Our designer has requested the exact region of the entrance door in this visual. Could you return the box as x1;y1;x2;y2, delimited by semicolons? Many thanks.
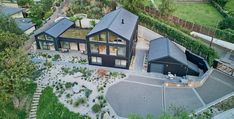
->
150;63;164;73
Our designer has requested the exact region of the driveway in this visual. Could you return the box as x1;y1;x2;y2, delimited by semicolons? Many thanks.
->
106;70;234;118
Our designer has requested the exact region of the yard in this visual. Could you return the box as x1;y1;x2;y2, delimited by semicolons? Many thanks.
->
37;87;90;119
172;3;224;27
149;1;224;28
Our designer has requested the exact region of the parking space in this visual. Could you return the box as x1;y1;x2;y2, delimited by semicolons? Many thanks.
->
195;70;234;104
106;81;163;118
126;75;164;86
165;88;203;112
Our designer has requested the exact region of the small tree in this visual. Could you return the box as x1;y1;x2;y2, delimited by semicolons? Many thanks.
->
159;0;175;15
90;20;96;28
92;104;101;113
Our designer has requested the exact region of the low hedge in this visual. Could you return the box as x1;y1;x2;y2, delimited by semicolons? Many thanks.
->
138;12;218;65
211;0;230;18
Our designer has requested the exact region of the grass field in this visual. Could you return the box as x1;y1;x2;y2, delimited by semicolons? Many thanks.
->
37;87;90;119
172;3;224;27
148;1;224;28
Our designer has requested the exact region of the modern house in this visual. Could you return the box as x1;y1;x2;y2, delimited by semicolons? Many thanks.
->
86;7;139;69
35;18;89;52
147;37;200;76
0;5;35;35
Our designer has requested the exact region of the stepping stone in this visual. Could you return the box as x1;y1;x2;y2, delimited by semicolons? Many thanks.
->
31;103;39;106
33;95;40;98
30;109;37;112
31;106;37;109
32;100;39;103
33;98;40;100
34;92;42;95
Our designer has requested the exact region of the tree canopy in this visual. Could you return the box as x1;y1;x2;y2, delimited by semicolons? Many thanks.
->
0;13;23;35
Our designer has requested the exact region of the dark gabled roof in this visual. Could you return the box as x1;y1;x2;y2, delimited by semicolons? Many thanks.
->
15;18;35;31
35;18;74;38
148;37;188;66
0;5;23;16
87;7;138;41
44;18;74;38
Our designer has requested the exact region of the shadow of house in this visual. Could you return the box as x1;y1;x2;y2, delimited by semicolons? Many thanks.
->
147;37;200;76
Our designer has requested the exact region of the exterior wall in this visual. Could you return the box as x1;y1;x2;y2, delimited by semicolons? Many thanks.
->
58;37;87;52
24;26;36;35
11;12;24;19
87;29;137;69
148;57;188;76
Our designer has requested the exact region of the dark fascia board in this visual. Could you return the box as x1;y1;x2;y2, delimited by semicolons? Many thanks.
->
149;55;187;66
87;28;130;43
35;32;57;40
59;37;87;43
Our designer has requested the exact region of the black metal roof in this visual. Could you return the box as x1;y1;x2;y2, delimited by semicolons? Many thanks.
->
15;18;35;31
148;37;188;66
87;7;138;41
0;5;23;16
35;18;74;38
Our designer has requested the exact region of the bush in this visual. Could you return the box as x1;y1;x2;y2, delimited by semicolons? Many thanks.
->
92;104;101;113
138;12;218;65
74;98;87;107
218;17;234;30
84;89;92;98
52;54;61;61
65;82;73;89
211;0;230;17
224;0;234;16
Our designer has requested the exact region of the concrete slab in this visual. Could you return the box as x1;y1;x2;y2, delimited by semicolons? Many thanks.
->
106;81;163;118
126;75;164;86
164;88;203;112
195;76;234;104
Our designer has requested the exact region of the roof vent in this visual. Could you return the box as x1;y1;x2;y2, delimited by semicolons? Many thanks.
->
121;19;124;24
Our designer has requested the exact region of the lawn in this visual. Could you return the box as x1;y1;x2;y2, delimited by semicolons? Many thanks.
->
172;3;224;27
0;83;37;119
37;87;90;119
150;0;224;28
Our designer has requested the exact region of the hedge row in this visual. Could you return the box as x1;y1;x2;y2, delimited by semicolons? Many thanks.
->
138;12;218;65
210;0;230;18
215;28;234;43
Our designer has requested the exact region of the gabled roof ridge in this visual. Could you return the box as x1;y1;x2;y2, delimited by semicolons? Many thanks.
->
45;18;68;32
106;8;122;31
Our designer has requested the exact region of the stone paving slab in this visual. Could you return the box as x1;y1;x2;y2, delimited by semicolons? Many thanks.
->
126;75;164;86
106;81;163;118
195;75;234;104
164;88;203;112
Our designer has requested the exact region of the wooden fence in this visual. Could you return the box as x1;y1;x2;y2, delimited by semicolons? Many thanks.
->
141;6;217;37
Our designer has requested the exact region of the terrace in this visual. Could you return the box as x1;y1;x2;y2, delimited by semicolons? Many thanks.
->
60;28;91;39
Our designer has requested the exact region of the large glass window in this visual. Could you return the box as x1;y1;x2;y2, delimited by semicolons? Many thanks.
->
91;57;102;64
89;32;106;43
115;59;127;67
37;34;46;40
109;46;126;57
39;41;55;50
90;35;99;41
108;32;126;45
90;44;106;55
45;35;54;41
90;44;98;54
60;41;70;49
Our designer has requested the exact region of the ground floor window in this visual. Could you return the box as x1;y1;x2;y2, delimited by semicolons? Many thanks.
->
79;43;86;51
115;59;127;67
39;41;55;50
91;56;102;64
60;41;70;49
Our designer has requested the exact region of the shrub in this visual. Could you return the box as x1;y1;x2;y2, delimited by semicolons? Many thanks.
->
52;54;61;61
92;104;101;113
218;17;234;30
138;12;218;65
74;98;87;107
84;89;92;98
65;82;73;89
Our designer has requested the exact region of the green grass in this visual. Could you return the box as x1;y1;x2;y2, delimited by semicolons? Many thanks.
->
0;83;37;119
37;87;90;119
172;3;224;27
151;0;224;27
61;28;90;39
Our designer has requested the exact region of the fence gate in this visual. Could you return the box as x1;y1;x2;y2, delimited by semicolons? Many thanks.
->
214;59;234;76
